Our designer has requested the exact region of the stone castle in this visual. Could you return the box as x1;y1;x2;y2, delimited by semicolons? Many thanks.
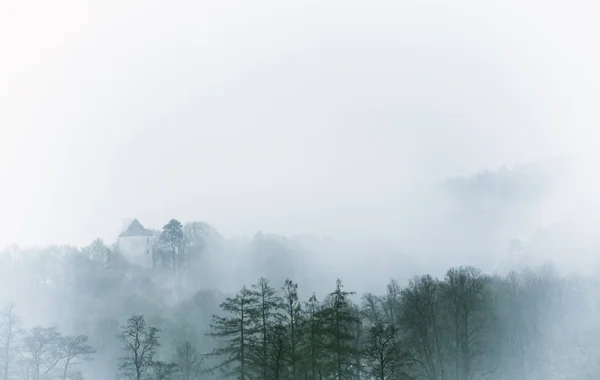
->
117;219;154;268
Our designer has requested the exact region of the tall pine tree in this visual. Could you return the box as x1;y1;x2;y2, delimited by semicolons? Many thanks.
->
208;286;258;380
249;277;283;380
320;279;359;380
299;293;326;380
282;279;302;380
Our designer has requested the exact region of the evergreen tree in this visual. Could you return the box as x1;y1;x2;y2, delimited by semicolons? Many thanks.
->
249;277;283;380
208;286;258;380
320;279;359;380
160;219;185;272
282;279;302;380
299;294;325;380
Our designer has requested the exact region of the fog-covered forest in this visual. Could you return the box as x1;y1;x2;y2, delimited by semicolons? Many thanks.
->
3;0;600;379
1;206;600;380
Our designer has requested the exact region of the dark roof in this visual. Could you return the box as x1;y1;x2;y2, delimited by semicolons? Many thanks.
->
119;219;154;237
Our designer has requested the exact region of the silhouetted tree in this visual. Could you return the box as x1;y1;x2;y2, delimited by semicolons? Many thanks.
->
118;315;161;380
441;267;490;380
299;294;325;380
59;335;95;380
400;275;445;380
362;295;411;380
265;323;287;380
160;219;185;272
249;277;282;380
320;279;359;380
208;286;258;380
281;279;302;380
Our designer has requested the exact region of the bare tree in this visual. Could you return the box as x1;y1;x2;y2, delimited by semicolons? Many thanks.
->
21;326;62;380
59;335;95;380
363;324;412;380
0;303;21;380
362;294;411;380
265;323;287;380
400;275;446;380
174;341;202;380
118;315;161;380
383;280;402;328
442;267;490;380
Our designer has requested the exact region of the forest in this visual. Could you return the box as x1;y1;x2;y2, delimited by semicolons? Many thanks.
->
3;0;598;377
0;218;599;380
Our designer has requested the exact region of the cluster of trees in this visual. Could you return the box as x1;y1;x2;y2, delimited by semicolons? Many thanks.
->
2;262;599;380
151;219;230;274
2;217;600;380
0;304;95;380
116;315;203;380
206;266;598;380
0;307;207;380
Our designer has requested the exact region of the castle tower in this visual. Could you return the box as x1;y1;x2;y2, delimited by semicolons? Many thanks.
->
117;219;154;268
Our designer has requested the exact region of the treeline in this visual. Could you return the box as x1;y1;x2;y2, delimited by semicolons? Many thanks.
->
204;266;592;380
1;264;597;380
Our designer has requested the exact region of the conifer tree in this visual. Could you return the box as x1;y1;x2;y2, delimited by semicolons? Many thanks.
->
208;286;258;380
249;277;283;380
282;279;302;380
320;279;359;380
299;293;325;380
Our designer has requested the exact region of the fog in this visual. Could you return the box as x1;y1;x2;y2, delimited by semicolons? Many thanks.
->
1;0;600;380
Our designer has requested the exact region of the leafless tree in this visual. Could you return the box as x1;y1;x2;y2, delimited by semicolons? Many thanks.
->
400;275;446;380
442;267;491;380
21;326;62;380
118;315;161;380
265;323;287;380
174;341;202;380
0;303;21;380
362;294;411;380
59;335;95;380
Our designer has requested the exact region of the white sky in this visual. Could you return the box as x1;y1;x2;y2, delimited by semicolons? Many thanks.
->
1;0;599;247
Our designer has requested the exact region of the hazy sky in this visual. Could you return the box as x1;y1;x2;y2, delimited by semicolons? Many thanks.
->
1;0;599;247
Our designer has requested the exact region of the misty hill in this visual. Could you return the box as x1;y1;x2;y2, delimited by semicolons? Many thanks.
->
401;158;573;273
444;158;570;203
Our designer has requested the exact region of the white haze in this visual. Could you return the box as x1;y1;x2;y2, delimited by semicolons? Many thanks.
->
1;0;600;254
0;0;599;298
2;2;600;380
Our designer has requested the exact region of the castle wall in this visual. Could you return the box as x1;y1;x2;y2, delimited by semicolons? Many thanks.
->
118;235;153;268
